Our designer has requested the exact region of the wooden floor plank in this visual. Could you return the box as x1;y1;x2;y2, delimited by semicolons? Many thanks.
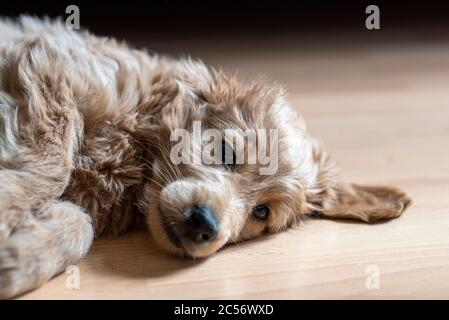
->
20;34;449;299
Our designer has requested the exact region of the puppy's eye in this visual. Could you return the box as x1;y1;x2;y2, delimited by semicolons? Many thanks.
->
252;205;270;221
221;141;236;170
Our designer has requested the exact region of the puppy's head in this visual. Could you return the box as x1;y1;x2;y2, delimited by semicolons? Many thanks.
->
141;59;411;258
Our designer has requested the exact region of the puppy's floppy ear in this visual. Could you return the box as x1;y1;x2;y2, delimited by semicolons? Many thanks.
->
312;183;411;223
305;140;411;223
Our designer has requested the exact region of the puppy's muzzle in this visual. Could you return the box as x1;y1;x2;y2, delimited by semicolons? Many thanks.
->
185;205;219;243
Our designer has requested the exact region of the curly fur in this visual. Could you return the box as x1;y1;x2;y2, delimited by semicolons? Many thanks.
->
0;16;411;298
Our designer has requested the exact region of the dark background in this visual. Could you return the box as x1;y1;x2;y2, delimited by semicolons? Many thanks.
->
2;1;449;38
2;1;448;59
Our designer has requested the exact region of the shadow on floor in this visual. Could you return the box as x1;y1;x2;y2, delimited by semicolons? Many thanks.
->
84;229;281;280
83;214;399;280
84;231;205;279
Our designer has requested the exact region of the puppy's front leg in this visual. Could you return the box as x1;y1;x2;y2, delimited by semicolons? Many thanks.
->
0;200;93;299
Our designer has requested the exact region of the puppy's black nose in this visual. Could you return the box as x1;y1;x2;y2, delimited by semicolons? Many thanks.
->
186;205;219;243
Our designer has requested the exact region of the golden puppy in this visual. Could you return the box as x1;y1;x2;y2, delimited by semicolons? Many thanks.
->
0;16;411;298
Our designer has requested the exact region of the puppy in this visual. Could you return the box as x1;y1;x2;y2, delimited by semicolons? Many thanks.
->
0;16;411;298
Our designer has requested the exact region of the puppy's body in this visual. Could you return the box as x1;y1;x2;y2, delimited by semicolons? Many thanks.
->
1;17;170;236
0;17;411;298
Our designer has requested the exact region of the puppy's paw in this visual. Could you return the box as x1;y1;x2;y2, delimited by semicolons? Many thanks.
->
0;245;25;299
0;240;49;299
